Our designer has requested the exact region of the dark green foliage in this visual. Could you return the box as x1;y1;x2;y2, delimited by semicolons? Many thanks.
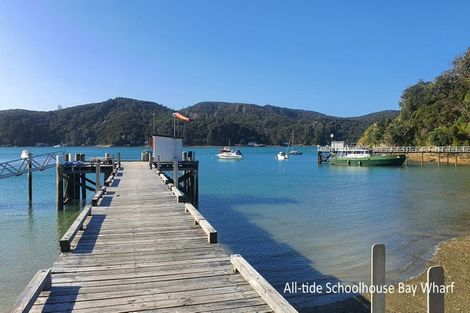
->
181;102;397;146
0;97;398;146
360;48;470;146
0;98;171;146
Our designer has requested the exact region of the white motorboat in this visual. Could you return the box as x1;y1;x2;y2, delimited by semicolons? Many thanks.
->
276;151;289;160
217;146;244;160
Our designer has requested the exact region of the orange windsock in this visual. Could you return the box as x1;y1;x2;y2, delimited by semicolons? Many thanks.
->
172;112;191;122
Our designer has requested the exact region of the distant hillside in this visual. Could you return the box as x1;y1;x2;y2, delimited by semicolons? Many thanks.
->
182;102;398;145
359;47;470;146
0;98;398;146
0;98;172;146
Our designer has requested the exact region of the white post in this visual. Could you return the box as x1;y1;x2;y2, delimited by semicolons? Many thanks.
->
371;244;385;313
427;266;444;313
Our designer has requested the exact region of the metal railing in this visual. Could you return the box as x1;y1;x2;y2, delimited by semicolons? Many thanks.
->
318;146;470;153
371;146;470;153
0;152;61;180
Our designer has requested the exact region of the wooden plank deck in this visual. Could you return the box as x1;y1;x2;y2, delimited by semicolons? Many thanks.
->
27;162;291;313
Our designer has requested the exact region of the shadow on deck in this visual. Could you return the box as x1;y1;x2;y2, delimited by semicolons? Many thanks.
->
71;214;106;254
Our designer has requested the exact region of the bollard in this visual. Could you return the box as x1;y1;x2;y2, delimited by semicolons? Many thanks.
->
371;244;385;313
427;266;445;313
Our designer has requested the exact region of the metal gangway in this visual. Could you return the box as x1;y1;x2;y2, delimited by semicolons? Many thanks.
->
0;151;61;180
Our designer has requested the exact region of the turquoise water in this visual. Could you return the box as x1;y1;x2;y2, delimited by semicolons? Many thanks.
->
1;146;470;310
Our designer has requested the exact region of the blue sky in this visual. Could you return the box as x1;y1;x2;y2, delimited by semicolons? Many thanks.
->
0;1;469;116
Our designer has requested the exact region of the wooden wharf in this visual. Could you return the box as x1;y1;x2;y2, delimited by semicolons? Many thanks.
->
11;161;296;313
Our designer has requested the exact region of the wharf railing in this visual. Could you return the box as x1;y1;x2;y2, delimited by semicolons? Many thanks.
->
318;146;470;153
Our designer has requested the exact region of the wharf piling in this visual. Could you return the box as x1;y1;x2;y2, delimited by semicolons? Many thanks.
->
152;151;199;208
55;154;117;210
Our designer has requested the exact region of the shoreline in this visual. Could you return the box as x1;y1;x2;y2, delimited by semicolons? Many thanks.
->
307;235;470;313
383;234;470;312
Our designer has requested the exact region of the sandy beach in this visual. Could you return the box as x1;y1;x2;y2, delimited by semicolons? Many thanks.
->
307;235;470;313
384;235;470;312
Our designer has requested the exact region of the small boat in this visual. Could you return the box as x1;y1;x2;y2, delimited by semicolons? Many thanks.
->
53;144;62;148
217;146;244;160
276;151;289;160
287;131;302;155
330;147;405;166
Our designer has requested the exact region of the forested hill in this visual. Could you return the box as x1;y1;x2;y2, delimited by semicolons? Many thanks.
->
0;97;397;146
359;47;470;146
181;102;397;146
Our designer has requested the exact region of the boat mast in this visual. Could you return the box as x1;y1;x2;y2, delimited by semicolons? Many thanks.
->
291;130;294;151
287;130;294;152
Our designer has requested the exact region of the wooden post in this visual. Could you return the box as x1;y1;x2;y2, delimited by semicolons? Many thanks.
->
189;170;195;206
446;153;449;165
117;152;121;169
148;153;153;169
427;266;445;313
182;152;187;193
421;152;424;167
173;160;178;188
194;169;199;208
81;174;86;201
455;154;458;167
371;244;385;313
56;156;63;210
73;174;80;200
95;160;101;192
28;154;32;202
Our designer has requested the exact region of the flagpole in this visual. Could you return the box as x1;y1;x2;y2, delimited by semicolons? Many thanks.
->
173;115;176;138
